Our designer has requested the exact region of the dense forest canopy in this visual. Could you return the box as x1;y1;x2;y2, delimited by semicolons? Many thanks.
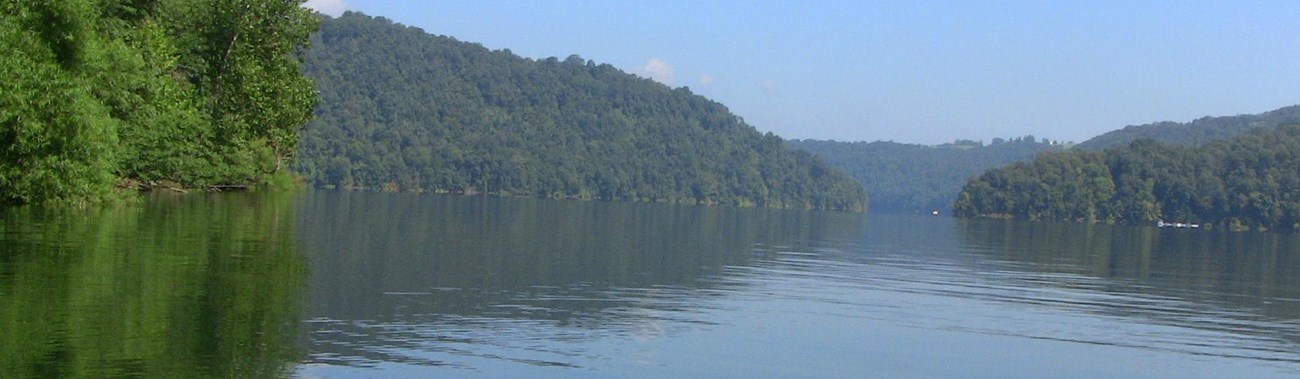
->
295;12;866;211
789;137;1063;212
954;125;1300;232
0;0;319;206
1076;105;1300;150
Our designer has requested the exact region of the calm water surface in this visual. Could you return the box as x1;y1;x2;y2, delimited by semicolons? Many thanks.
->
3;191;1300;378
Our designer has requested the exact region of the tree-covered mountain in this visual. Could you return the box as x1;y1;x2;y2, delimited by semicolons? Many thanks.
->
954;125;1300;232
1076;105;1300;150
295;12;866;211
0;0;318;206
789;137;1062;212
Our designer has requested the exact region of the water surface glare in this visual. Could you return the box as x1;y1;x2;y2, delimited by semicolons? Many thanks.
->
295;192;1300;378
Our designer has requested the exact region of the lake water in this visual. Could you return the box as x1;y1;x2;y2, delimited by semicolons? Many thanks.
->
3;192;1300;378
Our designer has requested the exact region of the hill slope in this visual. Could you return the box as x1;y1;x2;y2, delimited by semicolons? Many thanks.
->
1076;105;1300;150
955;125;1300;232
789;137;1062;212
295;13;865;211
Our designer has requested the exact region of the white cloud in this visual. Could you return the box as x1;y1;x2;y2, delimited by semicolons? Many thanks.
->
759;79;778;94
303;0;349;17
642;58;675;85
699;74;715;87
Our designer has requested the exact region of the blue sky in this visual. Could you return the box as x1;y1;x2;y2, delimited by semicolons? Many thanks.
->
303;0;1300;144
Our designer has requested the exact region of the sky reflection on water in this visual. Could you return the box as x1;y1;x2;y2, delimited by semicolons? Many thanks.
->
295;192;1300;378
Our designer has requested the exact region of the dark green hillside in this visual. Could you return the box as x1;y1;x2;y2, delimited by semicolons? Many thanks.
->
955;125;1300;232
790;137;1061;212
295;12;865;211
1076;105;1300;150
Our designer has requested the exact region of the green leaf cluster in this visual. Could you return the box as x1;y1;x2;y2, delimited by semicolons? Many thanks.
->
295;13;866;211
955;125;1300;232
0;0;319;206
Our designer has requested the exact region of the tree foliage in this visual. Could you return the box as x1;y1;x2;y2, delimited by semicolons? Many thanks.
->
0;0;319;206
295;12;866;211
0;1;118;206
955;125;1300;232
789;137;1062;212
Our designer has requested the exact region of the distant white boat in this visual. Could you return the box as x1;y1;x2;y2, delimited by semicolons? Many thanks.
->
1157;220;1200;229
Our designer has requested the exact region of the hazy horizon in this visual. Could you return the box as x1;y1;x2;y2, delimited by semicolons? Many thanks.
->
304;0;1300;145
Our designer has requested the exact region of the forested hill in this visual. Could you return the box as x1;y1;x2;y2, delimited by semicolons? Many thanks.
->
954;125;1300;232
295;12;866;211
1076;105;1300;150
789;137;1062;213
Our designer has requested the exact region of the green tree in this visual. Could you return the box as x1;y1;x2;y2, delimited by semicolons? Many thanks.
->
172;0;319;174
0;0;321;206
0;1;118;206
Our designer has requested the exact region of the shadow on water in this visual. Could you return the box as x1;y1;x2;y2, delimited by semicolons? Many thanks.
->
295;191;865;369
0;193;307;378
